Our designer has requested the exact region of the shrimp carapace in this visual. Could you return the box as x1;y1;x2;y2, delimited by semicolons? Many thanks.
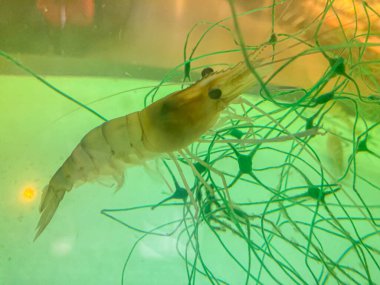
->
139;61;259;153
34;55;264;240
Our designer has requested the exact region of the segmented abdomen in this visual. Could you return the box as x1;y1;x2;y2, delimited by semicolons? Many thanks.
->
67;111;152;186
35;111;154;239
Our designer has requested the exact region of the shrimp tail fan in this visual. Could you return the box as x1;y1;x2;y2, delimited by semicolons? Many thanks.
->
34;168;74;241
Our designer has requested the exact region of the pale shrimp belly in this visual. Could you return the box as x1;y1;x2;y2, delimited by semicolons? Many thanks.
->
64;111;155;185
35;112;156;240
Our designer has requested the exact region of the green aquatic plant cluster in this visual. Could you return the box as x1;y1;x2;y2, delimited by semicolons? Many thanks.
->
2;0;379;284
102;1;380;284
103;92;379;283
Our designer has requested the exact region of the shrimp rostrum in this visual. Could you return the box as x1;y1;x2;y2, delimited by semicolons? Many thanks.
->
35;58;261;240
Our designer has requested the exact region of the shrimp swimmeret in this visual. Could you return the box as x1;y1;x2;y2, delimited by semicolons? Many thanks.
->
35;57;262;240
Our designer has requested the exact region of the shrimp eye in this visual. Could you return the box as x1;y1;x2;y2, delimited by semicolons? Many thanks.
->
201;67;214;78
208;88;222;99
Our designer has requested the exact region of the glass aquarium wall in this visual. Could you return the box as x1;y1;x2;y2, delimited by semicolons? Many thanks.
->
1;0;379;284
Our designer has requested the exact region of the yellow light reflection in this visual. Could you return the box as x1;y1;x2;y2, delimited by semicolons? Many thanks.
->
20;186;37;203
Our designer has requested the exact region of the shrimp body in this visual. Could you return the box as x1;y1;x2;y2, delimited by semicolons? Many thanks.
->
35;58;259;239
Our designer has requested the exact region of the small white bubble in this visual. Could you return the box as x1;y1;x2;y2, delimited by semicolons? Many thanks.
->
51;236;75;257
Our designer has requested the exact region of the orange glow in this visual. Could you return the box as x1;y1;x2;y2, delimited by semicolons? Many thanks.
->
175;0;185;19
21;186;37;203
37;0;95;27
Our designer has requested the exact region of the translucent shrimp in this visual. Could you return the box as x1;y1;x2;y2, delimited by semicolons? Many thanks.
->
35;57;263;240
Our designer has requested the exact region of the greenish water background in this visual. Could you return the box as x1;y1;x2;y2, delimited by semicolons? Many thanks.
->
0;75;189;284
1;74;379;284
1;0;380;283
0;75;281;284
